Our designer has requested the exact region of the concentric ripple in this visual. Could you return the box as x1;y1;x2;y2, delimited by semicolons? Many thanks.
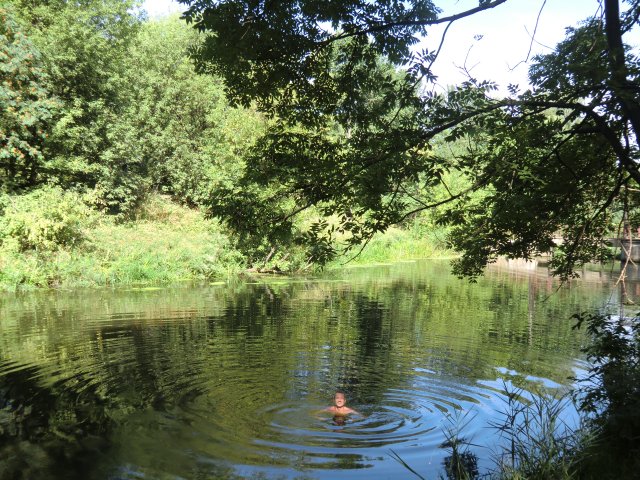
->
133;366;559;475
0;261;611;479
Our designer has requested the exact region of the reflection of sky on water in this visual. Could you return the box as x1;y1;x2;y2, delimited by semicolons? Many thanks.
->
0;260;620;479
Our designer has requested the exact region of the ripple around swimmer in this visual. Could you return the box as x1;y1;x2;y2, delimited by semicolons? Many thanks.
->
0;361;582;479
0;335;576;475
148;371;522;472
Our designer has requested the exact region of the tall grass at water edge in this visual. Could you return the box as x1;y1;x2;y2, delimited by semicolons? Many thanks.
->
394;385;593;480
0;192;244;290
329;224;456;268
397;311;640;480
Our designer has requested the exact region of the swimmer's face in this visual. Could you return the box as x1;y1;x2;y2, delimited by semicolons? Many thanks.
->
334;393;346;407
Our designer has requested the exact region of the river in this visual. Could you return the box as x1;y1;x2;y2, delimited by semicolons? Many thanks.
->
0;259;625;479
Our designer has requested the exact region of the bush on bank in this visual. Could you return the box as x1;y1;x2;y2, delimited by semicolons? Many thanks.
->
0;187;455;291
0;190;244;290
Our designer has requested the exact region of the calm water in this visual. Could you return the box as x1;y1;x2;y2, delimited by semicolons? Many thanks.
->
0;260;626;479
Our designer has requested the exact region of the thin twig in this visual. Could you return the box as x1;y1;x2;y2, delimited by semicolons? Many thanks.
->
389;449;427;480
322;0;509;46
509;0;548;71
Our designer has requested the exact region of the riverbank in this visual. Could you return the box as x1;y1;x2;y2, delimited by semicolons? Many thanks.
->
327;225;456;268
0;194;453;291
0;194;243;291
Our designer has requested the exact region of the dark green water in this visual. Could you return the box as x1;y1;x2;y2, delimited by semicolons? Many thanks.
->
0;260;623;479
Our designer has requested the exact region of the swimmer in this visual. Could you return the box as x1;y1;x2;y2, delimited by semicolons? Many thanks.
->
324;391;361;417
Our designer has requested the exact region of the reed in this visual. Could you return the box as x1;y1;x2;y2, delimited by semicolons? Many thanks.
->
393;384;592;480
489;385;592;480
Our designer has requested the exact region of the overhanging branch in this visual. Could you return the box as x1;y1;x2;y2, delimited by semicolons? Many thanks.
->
321;0;509;45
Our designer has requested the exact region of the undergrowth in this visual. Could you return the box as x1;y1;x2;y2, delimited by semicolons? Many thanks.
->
0;189;454;290
330;224;455;268
0;190;244;290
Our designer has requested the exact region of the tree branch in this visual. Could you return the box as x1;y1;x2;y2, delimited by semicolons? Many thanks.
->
396;177;488;223
604;0;640;146
509;0;547;71
559;172;627;275
322;0;509;45
505;98;640;185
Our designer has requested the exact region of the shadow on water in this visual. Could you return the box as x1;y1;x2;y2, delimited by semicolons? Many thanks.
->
0;364;111;479
0;260;626;479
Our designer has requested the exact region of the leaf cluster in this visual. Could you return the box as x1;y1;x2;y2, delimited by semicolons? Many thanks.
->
3;4;266;222
182;0;438;115
0;186;98;253
572;311;640;476
180;0;640;278
0;6;59;193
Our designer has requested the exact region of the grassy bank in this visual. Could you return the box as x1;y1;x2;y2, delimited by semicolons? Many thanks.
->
0;190;453;291
330;224;456;268
0;192;244;291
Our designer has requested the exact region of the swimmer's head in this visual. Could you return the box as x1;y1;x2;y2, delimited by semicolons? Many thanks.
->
334;391;347;408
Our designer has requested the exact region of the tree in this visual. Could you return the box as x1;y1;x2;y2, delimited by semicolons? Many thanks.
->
120;16;265;209
179;0;640;278
0;6;58;193
9;0;146;214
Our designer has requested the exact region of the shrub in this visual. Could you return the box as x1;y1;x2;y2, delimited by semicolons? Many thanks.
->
572;311;640;478
0;186;97;252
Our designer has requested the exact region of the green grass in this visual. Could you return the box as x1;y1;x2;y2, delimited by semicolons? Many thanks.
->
0;195;244;290
0;192;457;291
329;225;456;268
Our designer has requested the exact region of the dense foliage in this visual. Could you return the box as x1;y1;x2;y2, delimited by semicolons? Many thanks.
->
2;0;639;281
0;4;271;287
2;0;265;216
573;311;640;477
181;0;640;280
118;17;265;210
10;0;146;213
0;0;451;289
0;6;58;193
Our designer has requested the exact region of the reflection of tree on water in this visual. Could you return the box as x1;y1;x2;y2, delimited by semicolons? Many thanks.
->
442;449;479;480
328;296;396;405
0;365;112;479
0;261;617;478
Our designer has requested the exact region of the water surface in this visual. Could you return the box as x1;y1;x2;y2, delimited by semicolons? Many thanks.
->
0;260;622;479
